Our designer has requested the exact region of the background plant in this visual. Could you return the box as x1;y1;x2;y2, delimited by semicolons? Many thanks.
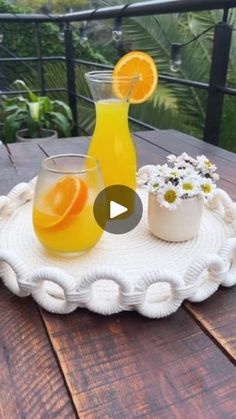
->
1;80;73;142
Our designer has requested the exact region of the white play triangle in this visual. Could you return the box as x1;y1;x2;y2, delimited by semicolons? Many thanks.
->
109;200;128;219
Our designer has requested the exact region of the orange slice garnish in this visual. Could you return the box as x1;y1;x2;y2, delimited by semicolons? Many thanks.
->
113;51;158;104
36;175;88;229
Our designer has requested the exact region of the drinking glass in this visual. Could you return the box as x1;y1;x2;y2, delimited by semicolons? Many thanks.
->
32;154;104;256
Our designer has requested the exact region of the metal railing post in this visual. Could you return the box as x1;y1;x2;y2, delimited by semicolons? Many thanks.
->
35;24;46;95
64;22;78;136
203;21;232;145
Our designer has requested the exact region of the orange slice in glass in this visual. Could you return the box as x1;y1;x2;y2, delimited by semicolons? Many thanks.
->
36;175;88;229
113;51;158;104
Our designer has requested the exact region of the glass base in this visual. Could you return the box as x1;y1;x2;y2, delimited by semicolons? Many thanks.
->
44;247;90;258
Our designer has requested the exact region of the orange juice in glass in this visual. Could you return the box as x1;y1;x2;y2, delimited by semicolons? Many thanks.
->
33;154;104;256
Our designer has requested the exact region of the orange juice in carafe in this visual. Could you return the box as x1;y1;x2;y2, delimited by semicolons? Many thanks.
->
85;71;138;190
88;100;136;189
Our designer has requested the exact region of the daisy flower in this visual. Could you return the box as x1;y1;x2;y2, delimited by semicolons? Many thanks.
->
137;165;156;186
180;152;195;163
169;168;182;179
174;152;195;169
211;172;220;181
196;155;217;173
158;183;181;210
178;166;197;178
156;163;171;177
137;152;219;210
167;154;177;164
148;173;165;193
180;177;200;197
200;178;216;200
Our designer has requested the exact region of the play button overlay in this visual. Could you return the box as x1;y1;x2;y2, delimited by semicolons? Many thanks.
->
110;201;128;219
93;185;143;234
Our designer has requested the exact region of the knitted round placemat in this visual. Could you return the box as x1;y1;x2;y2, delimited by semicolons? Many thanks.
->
0;177;235;318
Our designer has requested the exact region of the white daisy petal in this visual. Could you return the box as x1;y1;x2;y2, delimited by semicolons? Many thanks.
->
200;178;216;200
137;153;218;204
158;182;181;210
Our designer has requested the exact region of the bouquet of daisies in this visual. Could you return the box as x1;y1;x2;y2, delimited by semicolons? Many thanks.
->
137;153;219;210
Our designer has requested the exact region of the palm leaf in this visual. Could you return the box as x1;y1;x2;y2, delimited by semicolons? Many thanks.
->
77;101;95;135
96;0;236;152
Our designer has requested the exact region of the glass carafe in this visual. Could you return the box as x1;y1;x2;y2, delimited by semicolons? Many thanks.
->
85;71;138;190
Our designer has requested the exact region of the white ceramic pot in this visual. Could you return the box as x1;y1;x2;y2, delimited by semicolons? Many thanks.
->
16;129;58;142
148;193;204;242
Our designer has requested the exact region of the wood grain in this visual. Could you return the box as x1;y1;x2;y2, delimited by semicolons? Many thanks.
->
0;285;77;419
0;142;77;418
42;309;236;419
135;130;236;365
0;145;20;195
168;129;236;164
7;141;47;181
135;130;236;199
185;288;236;362
33;135;236;417
1;132;236;418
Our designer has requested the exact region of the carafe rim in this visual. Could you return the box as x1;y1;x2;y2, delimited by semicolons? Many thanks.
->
85;70;139;84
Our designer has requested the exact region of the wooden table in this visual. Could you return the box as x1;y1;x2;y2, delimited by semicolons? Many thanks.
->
0;130;236;419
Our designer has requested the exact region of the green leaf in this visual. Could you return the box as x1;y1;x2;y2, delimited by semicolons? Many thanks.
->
15;96;31;108
3;104;20;113
13;80;39;102
47;111;71;137
3;113;24;142
39;96;53;113
77;102;95;135
52;100;73;122
28;102;40;122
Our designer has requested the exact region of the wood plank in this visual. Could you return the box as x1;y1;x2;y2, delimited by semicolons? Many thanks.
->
42;309;236;418
6;137;236;364
135;131;236;364
9;133;232;188
37;134;167;164
2;134;236;418
136;130;236;186
7;141;47;182
0;144;20;195
0;142;47;196
0;285;77;418
185;288;236;362
169;129;236;164
35;135;169;172
135;132;236;200
29;137;236;417
0;143;77;418
36;136;89;157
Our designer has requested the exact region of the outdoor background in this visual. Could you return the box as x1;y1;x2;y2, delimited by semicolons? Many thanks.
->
0;0;236;152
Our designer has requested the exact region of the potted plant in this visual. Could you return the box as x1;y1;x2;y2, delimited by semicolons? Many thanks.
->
1;80;73;142
138;153;219;242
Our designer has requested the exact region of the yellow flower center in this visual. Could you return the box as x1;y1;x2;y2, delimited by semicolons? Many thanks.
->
183;182;193;191
164;190;177;203
205;159;213;168
171;171;178;178
201;184;212;193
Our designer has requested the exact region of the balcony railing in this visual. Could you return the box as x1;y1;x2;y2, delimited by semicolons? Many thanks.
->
0;0;236;145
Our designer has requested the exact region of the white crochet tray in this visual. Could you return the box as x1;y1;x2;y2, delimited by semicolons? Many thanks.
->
0;177;235;318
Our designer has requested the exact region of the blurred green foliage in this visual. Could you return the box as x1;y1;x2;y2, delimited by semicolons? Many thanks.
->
0;0;236;152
